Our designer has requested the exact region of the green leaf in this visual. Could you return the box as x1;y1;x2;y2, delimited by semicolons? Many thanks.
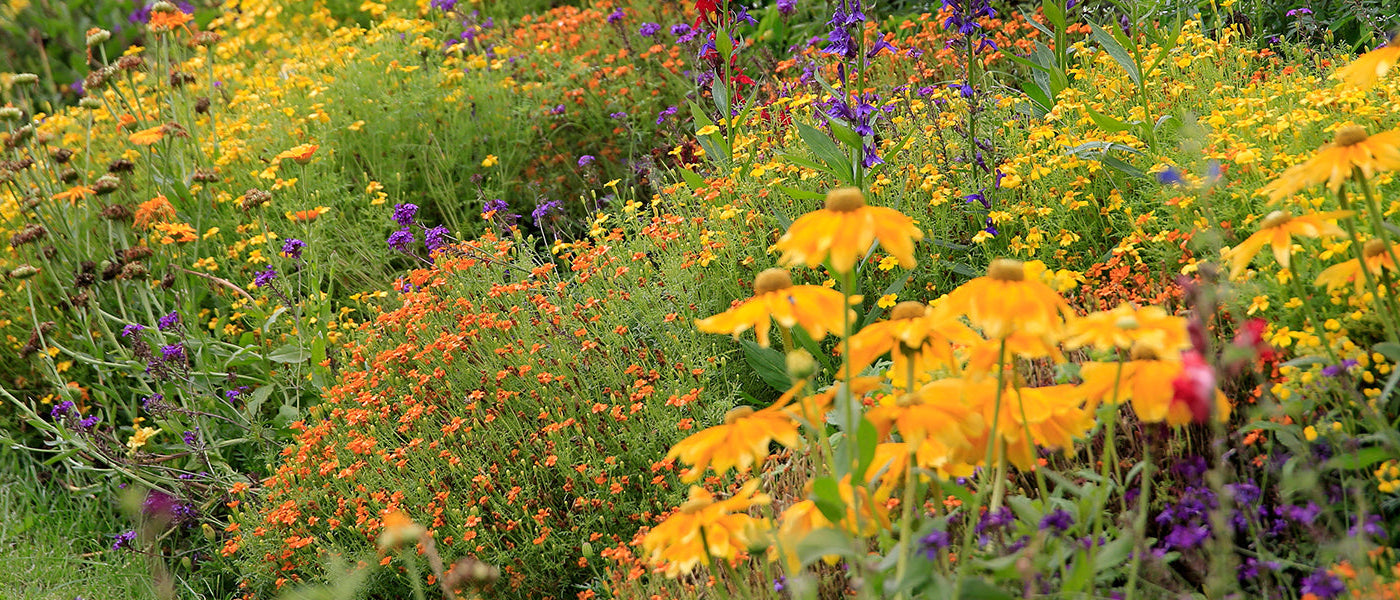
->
958;578;1015;600
777;185;827;202
1324;446;1392;471
740;339;791;392
811;477;848;525
828;119;865;153
268;343;310;364
1101;155;1148;180
1085;107;1134;133
273;403;301;429
711;78;730;120
677;168;706;191
854;416;878;481
245;385;275;417
1041;0;1066;29
795;121;854;185
1090;22;1141;85
795;528;856;567
778;153;840;180
1093;536;1133;570
1375;342;1400;363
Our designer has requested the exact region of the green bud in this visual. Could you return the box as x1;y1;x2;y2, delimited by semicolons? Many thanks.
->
785;349;817;380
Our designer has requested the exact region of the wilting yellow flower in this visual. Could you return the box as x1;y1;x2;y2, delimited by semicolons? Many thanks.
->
1262;125;1400;201
667;382;805;482
843;301;974;382
274;143;319;165
641;480;771;578
1222;210;1351;279
1315;238;1400;292
866;378;984;473
128;125;166;146
942;259;1072;342
1078;348;1231;427
774;187;923;274
695;268;853;347
1063;303;1190;356
1337;33;1400;89
152;221;197;244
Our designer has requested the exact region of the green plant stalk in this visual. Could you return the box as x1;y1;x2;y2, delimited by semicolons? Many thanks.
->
1085;358;1126;596
951;336;1008;599
1122;439;1153;600
1352;169;1400;308
1335;187;1400;342
892;359;920;598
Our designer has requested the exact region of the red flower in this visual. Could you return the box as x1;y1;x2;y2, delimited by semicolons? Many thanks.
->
1233;317;1275;362
1171;351;1218;425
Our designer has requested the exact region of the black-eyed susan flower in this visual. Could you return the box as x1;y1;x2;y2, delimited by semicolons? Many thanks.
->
666;382;805;482
1078;345;1231;427
942;259;1072;342
977;384;1094;470
773;187;923;274
1337;33;1400;89
1315;238;1400;292
1063;303;1191;356
1263;125;1400;201
843;301;974;383
1221;210;1351;279
641;480;771;578
695;268;852;347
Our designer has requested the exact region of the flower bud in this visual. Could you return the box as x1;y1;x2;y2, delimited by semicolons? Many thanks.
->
785;348;817;379
79;97;103;110
9;265;39;279
0;107;23;122
11;73;39;85
86;28;112;46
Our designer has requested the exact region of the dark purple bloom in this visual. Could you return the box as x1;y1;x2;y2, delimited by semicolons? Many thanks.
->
1286;7;1312;16
578;155;596;167
392;202;418;227
609;111;628;120
122;323;144;338
141;394;163;409
225;389;241;403
51;400;75;419
430;0;457;10
1282;502;1321;526
920;530;950;560
1300;570;1346;599
79;414;100;428
159;343;184;362
639;22;661;37
182;428;198;446
253;266;277;288
1157;166;1184;185
157;311;179;331
1322;359;1358;377
112;530;137;551
777;0;797;15
424;225;450;251
281;238;305;259
1039;509;1074;534
532;200;562;226
606;7;625;24
387;228;415;252
550;104;566;115
975;506;1014;535
656;105;678;125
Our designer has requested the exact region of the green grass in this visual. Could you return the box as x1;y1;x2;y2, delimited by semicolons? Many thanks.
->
0;451;155;600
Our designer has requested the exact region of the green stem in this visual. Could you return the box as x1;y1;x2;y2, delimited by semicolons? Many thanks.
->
1123;438;1153;600
951;336;1008;599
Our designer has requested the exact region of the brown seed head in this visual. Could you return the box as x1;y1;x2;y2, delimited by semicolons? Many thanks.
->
753;268;793;295
1334;125;1369;147
987;259;1026;282
824;187;867;212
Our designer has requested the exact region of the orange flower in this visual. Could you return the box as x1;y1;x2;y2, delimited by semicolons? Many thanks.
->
942;259;1072;342
1337;33;1400;89
774;187;923;274
695;268;852;347
128;125;166;146
843;301;974;382
1078;349;1231;427
51;185;96;203
134;195;176;228
152;221;197;244
1222;210;1351;279
1315;238;1400;292
275;144;319;165
1262;125;1400;201
377;510;425;553
666;381;805;482
640;480;770;578
1063;303;1191;356
285;206;331;222
148;9;194;34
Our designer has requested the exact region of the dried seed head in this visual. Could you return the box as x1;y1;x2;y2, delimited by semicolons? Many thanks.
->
93;174;121;195
241;188;271;211
168;71;196;88
115;55;144;71
11;73;38;85
9;224;47;247
119;262;148;280
107;158;135;173
123;246;154;262
987;259;1026;282
101;203;133;221
1333;125;1369;147
889;301;927;320
192;167;220;182
50;148;74;164
194;97;211;114
824;187;867;212
752;268;793;295
59;168;79;183
0;107;22;122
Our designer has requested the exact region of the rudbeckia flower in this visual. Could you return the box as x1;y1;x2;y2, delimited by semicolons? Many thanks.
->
866;378;985;473
1262;125;1400;201
641;480;771;578
843;301;974;382
128;125;166;146
1337;33;1400;89
1063;303;1191;356
695;268;853;347
974;384;1093;469
1078;345;1231;427
667;381;806;482
1221;210;1351;279
942;259;1072;342
1314;238;1400;292
775;476;891;566
773;187;923;274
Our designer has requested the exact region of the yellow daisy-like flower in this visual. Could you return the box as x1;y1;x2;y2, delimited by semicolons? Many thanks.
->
1078;347;1231;427
667;382;806;482
843;301;974;383
1337;33;1400;89
978;384;1093;469
1314;238;1400;292
1063;303;1191;355
942;259;1072;342
52;185;96;203
641;480;771;578
128;125;166;146
1221;210;1352;279
1262;125;1400;201
776;476;891;550
274;143;319;165
695;268;853;347
773;187;923;274
866;378;984;474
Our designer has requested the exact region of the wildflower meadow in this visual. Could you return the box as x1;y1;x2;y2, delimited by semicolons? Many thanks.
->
4;0;1400;598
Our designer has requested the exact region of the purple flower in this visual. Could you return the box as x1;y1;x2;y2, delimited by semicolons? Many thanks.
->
578;155;596;167
387;228;415;252
1322;359;1358;377
112;530;137;551
157;311;180;331
672;23;697;44
424;225;450;251
392;202;419;227
639;22;661;37
224;390;241;403
1039;509;1074;534
550;104;566;115
141;394;163;409
609;111;628;120
159;343;185;362
430;0;457;10
51;400;75;419
79;414;100;428
919;530;950;560
482;199;509;215
1286;7;1313;17
254;266;278;288
656;105;678;125
532;200;562;226
182;428;199;446
975;506;1014;535
1300;570;1346;599
1282;502;1321;525
122;324;144;338
606;7;625;24
281;238;306;259
777;0;797;15
1157;166;1184;185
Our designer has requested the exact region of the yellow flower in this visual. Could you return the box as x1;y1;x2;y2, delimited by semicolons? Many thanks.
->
773;188;923;274
274;143;319;165
1078;349;1231;427
1222;210;1351;279
1315;239;1400;292
152;221;197;244
777;476;890;547
1063;303;1190;355
126;425;158;453
641;481;771;578
695;268;853;347
1262;125;1400;201
942;259;1072;342
1337;33;1400;89
979;384;1094;469
666;382;805;482
866;377;985;473
128;125;166;146
481;154;499;167
51;185;96;203
876;293;897;309
843;301;973;382
696;125;720;136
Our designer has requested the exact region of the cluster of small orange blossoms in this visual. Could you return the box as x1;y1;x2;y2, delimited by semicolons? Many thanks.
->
228;219;729;598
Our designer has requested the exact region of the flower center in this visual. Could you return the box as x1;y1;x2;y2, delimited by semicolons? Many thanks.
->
1259;210;1293;229
1114;316;1140;330
1363;239;1389;259
679;493;715;514
987;259;1025;282
753;268;793;295
890;301;926;320
1333;125;1369;147
1129;343;1160;361
724;405;756;424
824;187;867;212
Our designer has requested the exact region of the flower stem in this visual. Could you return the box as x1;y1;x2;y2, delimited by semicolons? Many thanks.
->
951;336;1008;598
